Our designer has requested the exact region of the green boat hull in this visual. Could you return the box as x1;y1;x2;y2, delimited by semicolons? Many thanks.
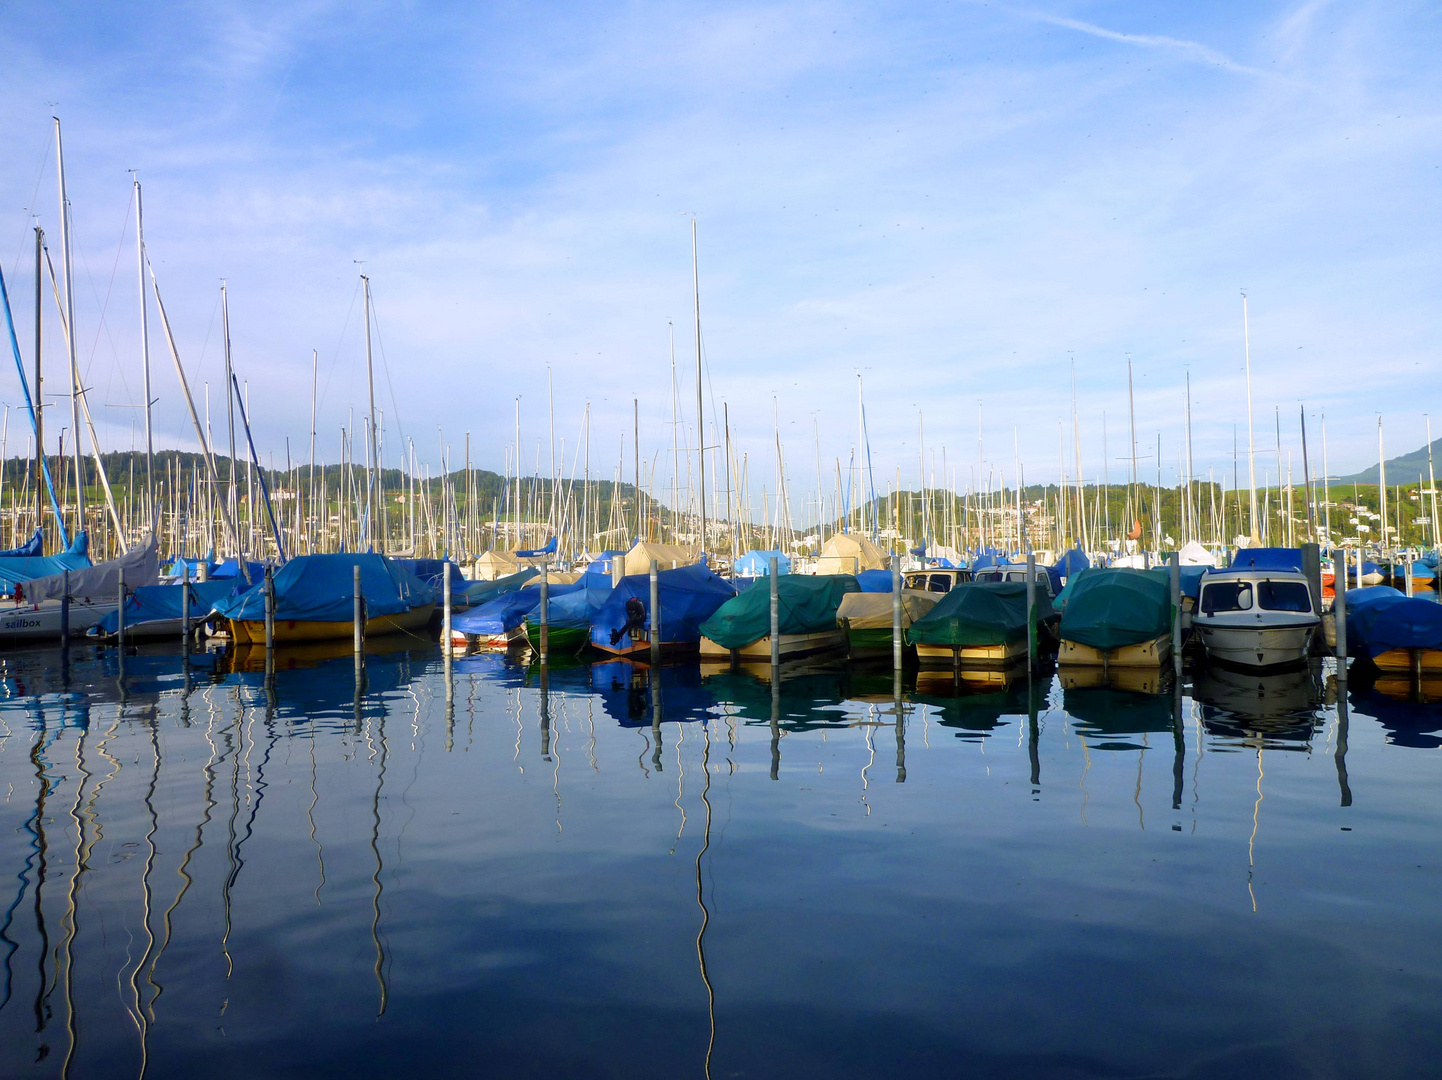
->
524;624;590;652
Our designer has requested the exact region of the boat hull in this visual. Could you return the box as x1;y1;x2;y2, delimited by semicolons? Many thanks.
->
914;638;1027;668
699;630;845;662
524;624;591;653
1371;648;1442;675
1058;634;1171;668
230;603;435;644
0;599;115;645
1193;619;1316;671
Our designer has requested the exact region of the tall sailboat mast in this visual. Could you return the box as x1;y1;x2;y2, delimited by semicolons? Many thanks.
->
692;219;706;554
54;117;84;536
135;178;155;533
362;274;378;550
33;226;43;543
1242;293;1258;542
1427;415;1440;552
222;283;238;553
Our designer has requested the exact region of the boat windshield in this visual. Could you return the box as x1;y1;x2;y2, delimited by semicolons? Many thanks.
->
1201;581;1252;614
927;574;952;593
1258;580;1312;613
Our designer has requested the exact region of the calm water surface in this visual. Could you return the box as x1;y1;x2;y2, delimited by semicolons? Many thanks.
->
0;642;1439;1079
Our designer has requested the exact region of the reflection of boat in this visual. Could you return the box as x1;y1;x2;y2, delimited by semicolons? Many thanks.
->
1347;670;1442;746
1192;569;1318;671
911;678;1041;742
913;666;1025;693
1058;665;1167;694
590;660;714;726
1193;662;1323;742
1063;683;1173;749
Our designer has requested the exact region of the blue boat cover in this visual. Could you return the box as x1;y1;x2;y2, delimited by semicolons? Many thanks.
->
1344;586;1442;659
1144;564;1208;600
1230;547;1304;572
455;581;583;636
460;568;538;606
856;568;894;592
590;564;736;650
732;550;791;577
213;553;438;623
582;550;626;577
0;530;91;592
1048;546;1090;594
391;557;466;593
95;580;235;635
971;547;1010;571
212;558;266;581
527;579;615;631
0;528;43;558
164;556;215;580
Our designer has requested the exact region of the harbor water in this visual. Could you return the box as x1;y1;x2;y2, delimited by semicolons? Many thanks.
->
0;642;1439;1078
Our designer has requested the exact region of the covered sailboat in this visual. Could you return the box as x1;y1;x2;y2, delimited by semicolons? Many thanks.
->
213;553;437;644
453;580;583;650
1058;568;1174;667
699;574;857;661
1;535;158;644
526;578;616;653
92;579;235;640
838;589;938;659
1344;586;1442;674
591;564;735;660
907;581;1054;668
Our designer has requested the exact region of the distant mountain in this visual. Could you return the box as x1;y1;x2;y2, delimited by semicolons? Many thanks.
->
1334;438;1442;485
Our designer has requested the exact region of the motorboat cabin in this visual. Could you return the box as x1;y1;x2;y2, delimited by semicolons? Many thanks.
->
902;568;973;594
1192;569;1318;671
970;564;1055;601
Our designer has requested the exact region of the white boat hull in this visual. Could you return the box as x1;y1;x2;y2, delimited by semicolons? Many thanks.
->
1194;619;1316;671
0;599;116;645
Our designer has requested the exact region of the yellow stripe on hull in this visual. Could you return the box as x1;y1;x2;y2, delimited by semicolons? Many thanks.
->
229;603;435;644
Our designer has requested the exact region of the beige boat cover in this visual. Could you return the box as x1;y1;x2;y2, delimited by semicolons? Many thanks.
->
836;589;938;629
1178;540;1219;567
519;570;582;587
620;541;700;577
815;533;888;575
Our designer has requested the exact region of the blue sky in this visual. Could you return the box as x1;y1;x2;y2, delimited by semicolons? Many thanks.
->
2;1;1439;512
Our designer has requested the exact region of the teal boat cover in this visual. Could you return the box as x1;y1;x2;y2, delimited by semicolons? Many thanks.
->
699;574;858;649
591;564;736;649
907;581;1053;646
213;553;438;623
1059;568;1172;651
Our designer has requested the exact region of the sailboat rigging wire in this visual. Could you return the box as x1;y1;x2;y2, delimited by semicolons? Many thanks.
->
364;287;408;457
8;133;51;283
317;276;362;416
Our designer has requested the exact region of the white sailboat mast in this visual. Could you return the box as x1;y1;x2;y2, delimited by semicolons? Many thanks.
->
134;178;155;533
692;218;706;554
54;118;84;535
362;274;377;550
1242;294;1258;542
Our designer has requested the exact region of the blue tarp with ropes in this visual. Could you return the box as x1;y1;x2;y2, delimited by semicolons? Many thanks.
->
454;581;583;636
213;553;437;623
0;531;90;593
732;550;791;577
591;564;736;650
1344;586;1442;659
1230;547;1304;572
527;579;615;632
971;547;1009;571
391;558;467;593
94;580;236;636
212;558;266;581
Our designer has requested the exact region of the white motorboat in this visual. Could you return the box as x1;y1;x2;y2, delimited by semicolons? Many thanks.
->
1192;568;1318;671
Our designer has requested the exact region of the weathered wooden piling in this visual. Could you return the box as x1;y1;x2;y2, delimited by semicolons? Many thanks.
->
180;563;191;646
1169;550;1182;677
769;555;781;674
1025;551;1037;671
264;565;276;653
891;553;902;674
538;567;549;660
649;558;661;668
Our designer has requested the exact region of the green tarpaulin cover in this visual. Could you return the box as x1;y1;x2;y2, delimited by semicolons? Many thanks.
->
1058;568;1172;651
699;574;859;649
906;581;1053;647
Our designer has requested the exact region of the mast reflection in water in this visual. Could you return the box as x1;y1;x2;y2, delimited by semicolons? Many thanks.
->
0;642;1437;1078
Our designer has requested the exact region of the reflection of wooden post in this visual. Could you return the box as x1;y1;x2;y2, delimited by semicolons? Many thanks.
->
891;553;903;674
770;680;781;781
1172;673;1184;811
1335;690;1352;807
